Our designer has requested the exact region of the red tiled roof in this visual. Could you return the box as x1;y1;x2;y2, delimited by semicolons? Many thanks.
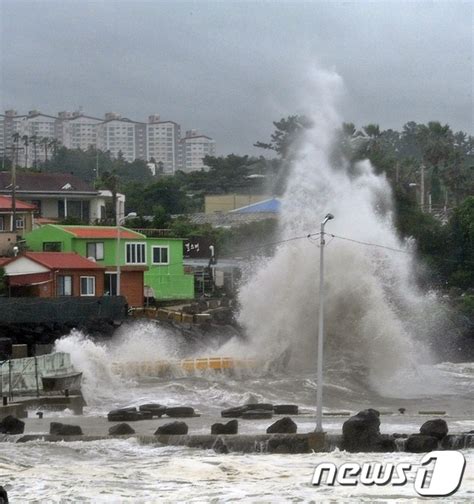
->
0;258;10;266
24;252;104;270
0;195;37;211
59;226;144;239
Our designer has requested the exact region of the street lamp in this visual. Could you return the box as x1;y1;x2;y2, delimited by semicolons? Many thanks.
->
116;211;137;296
316;212;334;433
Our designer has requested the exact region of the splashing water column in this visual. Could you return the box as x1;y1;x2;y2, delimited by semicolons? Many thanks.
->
316;213;334;433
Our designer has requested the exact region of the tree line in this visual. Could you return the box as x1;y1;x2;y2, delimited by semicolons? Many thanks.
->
3;118;473;293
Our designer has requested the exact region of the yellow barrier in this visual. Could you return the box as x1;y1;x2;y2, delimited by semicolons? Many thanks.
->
112;357;258;377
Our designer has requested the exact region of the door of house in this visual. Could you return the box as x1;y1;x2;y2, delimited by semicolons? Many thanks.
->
105;272;118;296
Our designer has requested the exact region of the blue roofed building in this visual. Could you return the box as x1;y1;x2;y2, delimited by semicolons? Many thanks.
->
229;197;281;214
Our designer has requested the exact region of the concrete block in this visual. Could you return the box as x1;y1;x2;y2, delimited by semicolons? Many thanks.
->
195;313;212;324
171;312;182;322
208;299;220;309
181;314;194;324
156;309;169;320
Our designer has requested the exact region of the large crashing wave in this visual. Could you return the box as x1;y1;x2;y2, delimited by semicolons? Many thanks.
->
237;67;445;396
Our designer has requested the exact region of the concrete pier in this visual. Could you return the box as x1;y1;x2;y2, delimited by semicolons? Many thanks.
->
0;395;85;419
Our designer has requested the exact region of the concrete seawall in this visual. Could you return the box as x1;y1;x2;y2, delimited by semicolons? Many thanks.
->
13;432;474;453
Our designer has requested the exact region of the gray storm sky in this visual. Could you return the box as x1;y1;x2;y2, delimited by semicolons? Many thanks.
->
1;0;472;156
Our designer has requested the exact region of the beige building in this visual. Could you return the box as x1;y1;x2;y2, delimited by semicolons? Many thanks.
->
204;194;271;214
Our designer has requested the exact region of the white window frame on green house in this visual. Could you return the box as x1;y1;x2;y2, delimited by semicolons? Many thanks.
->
80;276;96;296
125;242;146;265
86;242;104;260
151;245;169;265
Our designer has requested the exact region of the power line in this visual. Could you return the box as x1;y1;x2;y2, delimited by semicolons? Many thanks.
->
326;232;474;266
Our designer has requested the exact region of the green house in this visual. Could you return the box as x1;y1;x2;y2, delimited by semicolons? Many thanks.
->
24;225;194;301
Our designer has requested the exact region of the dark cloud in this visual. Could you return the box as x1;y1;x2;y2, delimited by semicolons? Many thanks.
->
1;1;472;155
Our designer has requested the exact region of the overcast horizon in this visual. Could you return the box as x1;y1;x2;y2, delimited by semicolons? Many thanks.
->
1;1;472;156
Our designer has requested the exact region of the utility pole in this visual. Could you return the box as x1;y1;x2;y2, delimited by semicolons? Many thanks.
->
96;148;100;180
12;144;18;232
316;213;334;433
420;164;425;211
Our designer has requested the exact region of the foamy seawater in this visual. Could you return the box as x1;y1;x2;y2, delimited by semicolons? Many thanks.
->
1;440;472;502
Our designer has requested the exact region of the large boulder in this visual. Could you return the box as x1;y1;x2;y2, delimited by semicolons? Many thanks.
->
0;415;25;434
107;408;140;422
342;409;381;452
221;406;247;418
137;410;153;420
212;438;229;454
245;403;273;411
0;485;8;504
165;406;195;418
274;405;299;415
139;404;167;417
109;423;135;435
242;410;273;420
406;434;439;453
267;436;309;454
211;419;238;435
155;421;188;435
50;422;83;436
266;417;297;434
420;419;448;440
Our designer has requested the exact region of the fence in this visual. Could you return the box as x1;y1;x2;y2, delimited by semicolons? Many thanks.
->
0;352;75;397
0;296;127;325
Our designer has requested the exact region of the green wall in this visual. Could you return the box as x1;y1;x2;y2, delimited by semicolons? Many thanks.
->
25;225;194;300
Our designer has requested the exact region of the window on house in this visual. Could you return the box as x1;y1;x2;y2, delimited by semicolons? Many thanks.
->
126;242;146;264
57;275;72;296
0;216;4;231
152;246;169;264
86;242;104;260
15;218;24;230
43;242;62;252
104;272;117;296
80;276;96;296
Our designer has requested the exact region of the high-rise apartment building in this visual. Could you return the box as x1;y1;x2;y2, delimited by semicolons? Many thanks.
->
0;110;58;167
57;111;102;150
1;109;215;172
179;129;216;172
97;113;146;163
147;114;181;174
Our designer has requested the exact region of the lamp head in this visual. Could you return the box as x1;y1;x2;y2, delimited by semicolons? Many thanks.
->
322;213;335;225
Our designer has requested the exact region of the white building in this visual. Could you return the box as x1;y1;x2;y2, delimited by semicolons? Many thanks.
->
97;113;147;163
146;114;181;174
180;130;216;172
0;110;59;167
57;111;101;151
1;110;216;170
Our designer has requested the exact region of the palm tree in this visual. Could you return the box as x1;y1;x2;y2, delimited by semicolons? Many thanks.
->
12;132;20;167
49;138;60;157
22;135;29;168
31;135;38;168
41;137;50;162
